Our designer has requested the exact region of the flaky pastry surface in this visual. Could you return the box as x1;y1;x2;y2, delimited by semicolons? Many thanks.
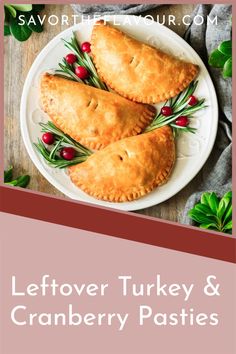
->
69;126;175;202
91;20;199;104
40;73;155;150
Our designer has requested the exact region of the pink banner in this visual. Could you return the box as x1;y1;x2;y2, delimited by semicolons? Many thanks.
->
1;212;235;354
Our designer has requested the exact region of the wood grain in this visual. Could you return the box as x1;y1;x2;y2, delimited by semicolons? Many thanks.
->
4;4;201;223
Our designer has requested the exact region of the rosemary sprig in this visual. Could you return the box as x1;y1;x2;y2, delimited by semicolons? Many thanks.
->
145;81;207;133
55;33;108;91
39;122;92;156
34;122;93;168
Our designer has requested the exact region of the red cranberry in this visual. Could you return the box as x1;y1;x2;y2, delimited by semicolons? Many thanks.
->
65;53;77;64
81;42;91;53
175;116;189;127
42;132;55;145
161;106;173;116
75;66;89;80
60;147;76;160
188;95;198;106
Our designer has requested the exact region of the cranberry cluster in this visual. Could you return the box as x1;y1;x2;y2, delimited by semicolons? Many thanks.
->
42;132;76;161
161;95;198;127
65;42;91;80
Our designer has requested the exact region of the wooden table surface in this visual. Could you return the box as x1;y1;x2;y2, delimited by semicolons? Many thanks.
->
4;4;199;223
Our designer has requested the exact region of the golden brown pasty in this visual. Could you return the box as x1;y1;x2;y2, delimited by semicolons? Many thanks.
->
91;20;199;104
40;73;155;150
69;126;175;202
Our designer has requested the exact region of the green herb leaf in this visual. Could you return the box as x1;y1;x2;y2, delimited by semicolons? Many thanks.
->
223;57;232;78
188;209;214;224
193;203;214;216
4;166;13;182
9;15;32;41
199;223;218;230
207;192;219;214
200;192;211;207
218;40;232;56
223;191;232;199
201;192;219;211
24;12;43;33
4;166;30;188
4;24;11;36
16;175;30;188
217;195;231;220
209;38;232;79
208;49;229;68
223;204;232;225
5;175;30;188
12;4;33;12
222;220;232;232
4;4;17;18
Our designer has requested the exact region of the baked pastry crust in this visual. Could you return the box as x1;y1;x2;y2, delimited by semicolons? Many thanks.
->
69;126;175;202
91;20;199;104
40;73;155;150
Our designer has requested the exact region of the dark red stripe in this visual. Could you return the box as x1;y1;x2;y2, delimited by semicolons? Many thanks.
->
1;186;235;263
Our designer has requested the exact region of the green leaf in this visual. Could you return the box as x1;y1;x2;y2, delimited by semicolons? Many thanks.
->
4;4;17;18
200;192;219;213
222;220;232;232
11;4;33;12
4;24;11;36
9;15;32;41
207;192;219;214
24;12;43;33
223;205;232;225
217;196;231;219
200;192;211;207
16;175;30;188
32;4;45;12
194;203;215;216
4;166;13;182
5;175;30;188
199;223;218;230
208;49;229;68
218;40;232;56
188;209;214;224
223;191;232;200
223;57;232;78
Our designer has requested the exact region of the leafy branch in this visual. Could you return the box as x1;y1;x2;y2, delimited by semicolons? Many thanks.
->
209;40;232;78
188;191;232;234
4;4;45;41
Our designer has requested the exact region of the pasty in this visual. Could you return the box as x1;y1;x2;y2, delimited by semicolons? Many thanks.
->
91;20;199;104
69;126;175;202
40;73;155;150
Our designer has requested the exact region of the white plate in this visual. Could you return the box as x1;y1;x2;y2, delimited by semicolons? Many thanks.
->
20;15;218;211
